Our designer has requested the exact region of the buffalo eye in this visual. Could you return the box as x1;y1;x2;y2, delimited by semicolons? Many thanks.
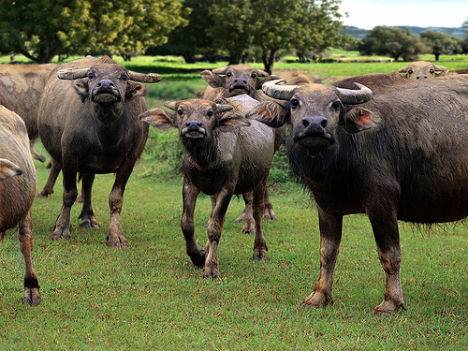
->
290;98;299;109
408;69;413;75
207;110;214;117
87;71;96;79
177;108;183;115
331;101;341;111
226;72;232;77
119;73;129;81
251;72;257;79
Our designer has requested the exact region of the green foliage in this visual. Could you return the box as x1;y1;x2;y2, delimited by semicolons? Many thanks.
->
0;0;188;62
359;26;426;61
420;31;462;61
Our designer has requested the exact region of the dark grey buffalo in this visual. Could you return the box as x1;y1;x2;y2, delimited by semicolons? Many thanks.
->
37;56;160;247
249;76;468;313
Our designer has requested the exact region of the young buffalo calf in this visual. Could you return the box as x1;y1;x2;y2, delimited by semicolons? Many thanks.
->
0;106;40;305
141;98;274;278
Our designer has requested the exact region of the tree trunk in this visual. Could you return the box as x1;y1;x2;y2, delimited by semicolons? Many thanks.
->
262;48;276;75
434;53;440;61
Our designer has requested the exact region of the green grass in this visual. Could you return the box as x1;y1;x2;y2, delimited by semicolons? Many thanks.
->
0;159;466;350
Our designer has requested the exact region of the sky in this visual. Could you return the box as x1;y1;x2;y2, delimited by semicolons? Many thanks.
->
340;0;467;29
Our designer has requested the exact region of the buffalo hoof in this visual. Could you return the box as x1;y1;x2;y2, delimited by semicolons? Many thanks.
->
106;233;128;248
203;264;220;279
79;216;100;229
303;291;333;308
373;299;405;315
189;249;206;268
51;225;71;240
253;248;267;260
23;288;41;306
242;220;255;234
263;207;277;221
39;188;54;197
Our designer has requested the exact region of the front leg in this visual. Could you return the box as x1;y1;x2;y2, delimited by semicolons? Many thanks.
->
51;162;77;240
181;177;204;267
368;207;405;314
78;173;99;229
107;157;137;248
303;206;342;307
204;186;233;278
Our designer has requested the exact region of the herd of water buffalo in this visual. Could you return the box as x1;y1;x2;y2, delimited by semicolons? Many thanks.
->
0;56;466;314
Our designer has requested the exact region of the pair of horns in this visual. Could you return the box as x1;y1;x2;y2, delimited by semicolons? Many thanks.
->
211;66;269;77
163;101;233;113
57;68;161;83
262;79;373;105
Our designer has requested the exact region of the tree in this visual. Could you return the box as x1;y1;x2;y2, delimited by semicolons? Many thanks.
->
0;0;188;62
0;1;91;63
420;31;461;61
359;26;426;61
208;0;254;64
461;19;468;55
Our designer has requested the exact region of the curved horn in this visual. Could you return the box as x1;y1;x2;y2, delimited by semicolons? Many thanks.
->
336;83;373;105
262;79;298;100
57;68;89;80
216;104;233;113
128;70;161;83
212;66;228;75
164;101;177;110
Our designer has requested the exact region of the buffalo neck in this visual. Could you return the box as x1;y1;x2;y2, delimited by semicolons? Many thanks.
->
182;133;219;169
92;102;124;124
89;102;127;144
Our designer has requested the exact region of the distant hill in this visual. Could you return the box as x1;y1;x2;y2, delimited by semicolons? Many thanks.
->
343;25;467;39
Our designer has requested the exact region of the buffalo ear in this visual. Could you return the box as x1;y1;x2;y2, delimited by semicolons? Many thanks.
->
343;107;380;133
247;101;289;128
73;79;89;102
201;70;225;88
0;158;22;180
139;108;175;130
217;113;250;132
126;82;146;100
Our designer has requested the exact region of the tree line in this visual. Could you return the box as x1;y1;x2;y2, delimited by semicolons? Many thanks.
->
0;1;466;73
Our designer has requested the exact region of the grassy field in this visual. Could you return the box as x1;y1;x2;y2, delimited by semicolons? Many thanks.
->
0;54;467;350
0;160;466;350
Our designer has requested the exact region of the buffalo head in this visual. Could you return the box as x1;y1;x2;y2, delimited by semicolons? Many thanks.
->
201;65;270;97
57;64;160;111
398;61;448;80
249;80;380;155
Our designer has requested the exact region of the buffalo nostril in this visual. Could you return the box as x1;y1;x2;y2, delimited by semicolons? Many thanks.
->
320;119;327;128
302;119;310;128
416;77;420;80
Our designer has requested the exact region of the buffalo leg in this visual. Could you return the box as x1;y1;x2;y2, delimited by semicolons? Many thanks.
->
106;158;137;248
78;173;99;229
204;187;233;278
303;207;342;307
51;163;77;240
19;211;41;305
241;192;255;234
181;177;204;267
263;185;276;220
368;209;405;314
252;181;268;260
30;140;46;163
40;159;61;197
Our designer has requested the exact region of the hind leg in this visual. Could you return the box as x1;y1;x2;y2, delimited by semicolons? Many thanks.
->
262;183;276;220
78;173;99;229
40;159;61;197
19;211;41;305
239;192;255;234
30;140;46;163
252;181;268;260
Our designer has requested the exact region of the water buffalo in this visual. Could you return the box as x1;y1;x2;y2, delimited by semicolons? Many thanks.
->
0;105;40;305
0;63;55;162
140;95;274;278
248;76;468;313
201;64;278;226
37;56;161;247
